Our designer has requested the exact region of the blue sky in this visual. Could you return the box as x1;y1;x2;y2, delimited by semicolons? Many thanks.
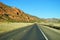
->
0;0;60;18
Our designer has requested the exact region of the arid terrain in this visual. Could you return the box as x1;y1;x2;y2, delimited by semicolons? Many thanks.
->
0;2;60;40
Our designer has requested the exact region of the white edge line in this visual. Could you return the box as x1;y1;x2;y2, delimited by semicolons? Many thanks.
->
37;24;48;40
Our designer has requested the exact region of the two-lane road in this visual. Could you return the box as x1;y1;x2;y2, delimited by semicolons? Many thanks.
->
0;24;46;40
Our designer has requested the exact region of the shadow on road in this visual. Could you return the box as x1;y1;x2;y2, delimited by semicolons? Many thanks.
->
0;24;46;40
0;24;33;37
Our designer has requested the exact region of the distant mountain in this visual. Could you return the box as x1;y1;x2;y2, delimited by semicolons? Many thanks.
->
45;18;60;23
0;2;40;22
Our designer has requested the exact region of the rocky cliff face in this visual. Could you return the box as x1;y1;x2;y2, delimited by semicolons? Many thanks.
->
0;2;39;22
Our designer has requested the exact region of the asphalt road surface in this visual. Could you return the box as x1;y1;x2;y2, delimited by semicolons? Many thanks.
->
39;25;60;40
0;24;46;40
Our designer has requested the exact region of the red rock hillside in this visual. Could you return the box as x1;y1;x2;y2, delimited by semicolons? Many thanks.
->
0;2;40;22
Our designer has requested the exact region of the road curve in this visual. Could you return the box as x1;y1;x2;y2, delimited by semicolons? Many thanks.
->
0;24;46;40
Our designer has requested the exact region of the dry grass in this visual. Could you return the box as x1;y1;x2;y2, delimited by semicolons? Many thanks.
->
0;22;33;34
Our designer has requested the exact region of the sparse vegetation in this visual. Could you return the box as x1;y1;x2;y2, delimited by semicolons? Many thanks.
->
40;22;60;30
0;23;33;34
0;2;40;22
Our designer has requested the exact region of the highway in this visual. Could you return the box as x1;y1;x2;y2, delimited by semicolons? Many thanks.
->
0;23;60;40
39;25;60;40
0;24;46;40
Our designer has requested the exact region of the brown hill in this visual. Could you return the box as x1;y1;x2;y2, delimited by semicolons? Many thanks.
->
0;2;40;22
